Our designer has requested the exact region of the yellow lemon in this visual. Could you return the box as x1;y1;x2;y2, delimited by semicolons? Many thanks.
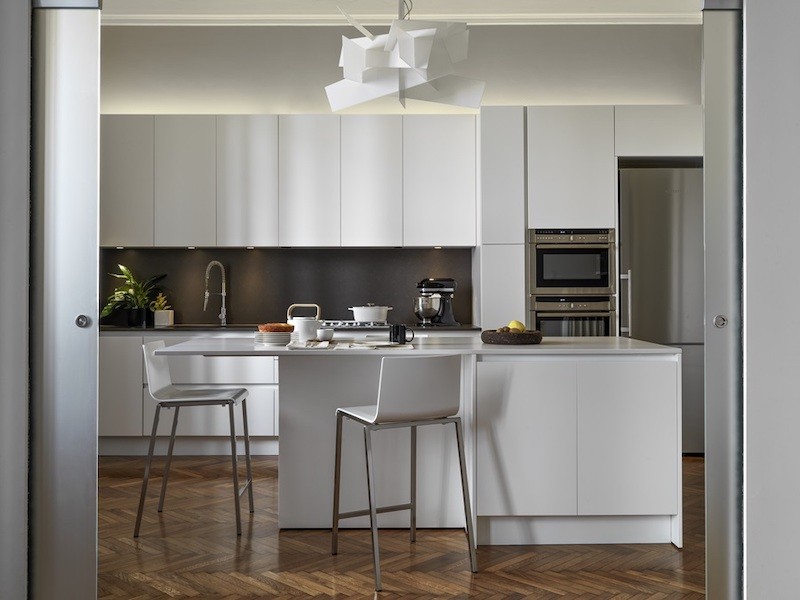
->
507;319;526;332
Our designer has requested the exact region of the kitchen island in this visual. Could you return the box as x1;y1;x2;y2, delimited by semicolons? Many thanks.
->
157;335;682;547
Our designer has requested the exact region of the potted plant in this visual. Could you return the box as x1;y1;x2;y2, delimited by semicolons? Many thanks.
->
150;292;174;328
100;264;166;327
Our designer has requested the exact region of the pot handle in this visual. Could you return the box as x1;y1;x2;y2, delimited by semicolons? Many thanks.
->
287;303;321;320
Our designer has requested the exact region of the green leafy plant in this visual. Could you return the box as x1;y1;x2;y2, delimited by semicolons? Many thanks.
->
101;264;166;318
149;292;172;312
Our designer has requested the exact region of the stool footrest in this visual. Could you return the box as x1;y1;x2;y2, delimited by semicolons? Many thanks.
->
337;502;412;521
238;478;252;497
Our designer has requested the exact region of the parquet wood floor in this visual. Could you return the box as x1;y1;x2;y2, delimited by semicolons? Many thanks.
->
98;455;705;598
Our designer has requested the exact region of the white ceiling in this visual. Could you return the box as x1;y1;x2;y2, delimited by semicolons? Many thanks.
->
101;0;703;26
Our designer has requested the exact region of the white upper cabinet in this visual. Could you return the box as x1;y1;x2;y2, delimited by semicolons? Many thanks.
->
527;106;616;229
216;115;279;247
614;105;703;157
100;115;154;247
341;115;403;247
480;107;526;245
403;116;476;246
154;116;217;246
279;115;341;247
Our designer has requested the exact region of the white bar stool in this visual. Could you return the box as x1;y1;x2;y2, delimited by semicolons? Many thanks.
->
330;354;477;591
134;340;254;537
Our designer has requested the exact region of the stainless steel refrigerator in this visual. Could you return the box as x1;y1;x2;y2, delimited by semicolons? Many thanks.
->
619;164;704;453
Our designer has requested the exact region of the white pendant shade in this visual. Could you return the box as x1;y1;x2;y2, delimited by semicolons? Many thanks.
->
326;13;485;111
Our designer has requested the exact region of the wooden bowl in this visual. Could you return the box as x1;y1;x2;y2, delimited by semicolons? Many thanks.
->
481;330;543;345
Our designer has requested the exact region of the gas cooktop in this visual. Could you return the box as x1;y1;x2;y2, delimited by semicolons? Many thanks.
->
320;319;389;329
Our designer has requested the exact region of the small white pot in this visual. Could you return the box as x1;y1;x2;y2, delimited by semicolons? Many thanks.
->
349;304;392;322
153;309;174;328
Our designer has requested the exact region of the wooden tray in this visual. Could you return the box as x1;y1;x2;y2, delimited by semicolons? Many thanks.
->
481;330;543;345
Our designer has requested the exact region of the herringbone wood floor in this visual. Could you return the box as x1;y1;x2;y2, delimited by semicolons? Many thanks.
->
98;455;705;598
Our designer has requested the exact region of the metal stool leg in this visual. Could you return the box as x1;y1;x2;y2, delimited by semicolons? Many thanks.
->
454;418;478;573
228;402;242;536
331;410;344;555
241;398;254;513
158;405;180;512
410;425;417;543
364;424;382;591
134;404;162;537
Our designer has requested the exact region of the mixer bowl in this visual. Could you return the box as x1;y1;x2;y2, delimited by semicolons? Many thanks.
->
414;295;441;324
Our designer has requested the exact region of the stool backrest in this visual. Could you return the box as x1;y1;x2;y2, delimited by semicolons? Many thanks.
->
374;355;461;422
142;340;173;398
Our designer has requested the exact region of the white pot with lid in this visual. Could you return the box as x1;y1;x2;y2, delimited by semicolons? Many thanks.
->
287;303;322;342
349;303;393;322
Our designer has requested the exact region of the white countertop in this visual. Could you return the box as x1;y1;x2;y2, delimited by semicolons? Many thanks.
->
156;334;680;357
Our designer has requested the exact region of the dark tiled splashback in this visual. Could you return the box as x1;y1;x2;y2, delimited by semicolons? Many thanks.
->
100;248;473;326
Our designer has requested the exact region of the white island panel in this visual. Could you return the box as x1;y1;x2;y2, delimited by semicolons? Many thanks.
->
577;359;680;516
477;361;577;516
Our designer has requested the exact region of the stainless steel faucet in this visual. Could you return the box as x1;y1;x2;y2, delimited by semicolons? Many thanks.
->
203;260;227;326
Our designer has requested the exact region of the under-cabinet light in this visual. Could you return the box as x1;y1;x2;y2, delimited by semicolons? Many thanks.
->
246;246;255;250
115;246;124;250
187;246;196;250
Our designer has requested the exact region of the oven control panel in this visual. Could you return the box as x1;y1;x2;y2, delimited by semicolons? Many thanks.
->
533;296;616;311
531;228;615;244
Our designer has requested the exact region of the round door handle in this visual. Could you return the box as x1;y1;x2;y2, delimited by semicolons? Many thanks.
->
75;314;91;328
713;315;728;328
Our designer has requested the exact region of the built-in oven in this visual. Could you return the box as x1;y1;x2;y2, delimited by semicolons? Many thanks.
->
531;296;617;337
529;228;616;295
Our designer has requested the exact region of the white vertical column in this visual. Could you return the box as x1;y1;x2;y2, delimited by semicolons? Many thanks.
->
31;6;100;599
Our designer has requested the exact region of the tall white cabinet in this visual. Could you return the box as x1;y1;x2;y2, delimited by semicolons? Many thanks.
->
99;115;154;247
216;115;279;247
340;115;403;247
403;115;476;246
154;116;217;246
279;115;341;247
527;106;616;228
478;107;527;328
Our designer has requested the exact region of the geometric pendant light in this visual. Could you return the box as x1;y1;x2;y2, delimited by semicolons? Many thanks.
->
325;3;485;111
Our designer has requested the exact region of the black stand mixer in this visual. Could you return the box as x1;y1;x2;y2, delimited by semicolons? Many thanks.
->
415;278;459;326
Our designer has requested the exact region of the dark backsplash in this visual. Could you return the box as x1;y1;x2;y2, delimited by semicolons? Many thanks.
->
100;248;473;326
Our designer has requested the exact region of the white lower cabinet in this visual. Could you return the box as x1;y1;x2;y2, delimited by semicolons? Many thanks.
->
576;360;679;515
99;334;279;440
477;361;577;516
99;335;144;436
476;357;679;518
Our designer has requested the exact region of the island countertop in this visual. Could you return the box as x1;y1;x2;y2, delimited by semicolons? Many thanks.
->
155;334;680;357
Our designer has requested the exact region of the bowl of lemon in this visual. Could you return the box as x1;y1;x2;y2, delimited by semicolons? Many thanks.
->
481;320;543;345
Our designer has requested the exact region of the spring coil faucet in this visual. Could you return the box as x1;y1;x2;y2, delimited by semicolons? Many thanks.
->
203;260;227;326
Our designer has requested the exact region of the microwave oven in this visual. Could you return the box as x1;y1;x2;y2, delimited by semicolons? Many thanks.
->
529;228;616;296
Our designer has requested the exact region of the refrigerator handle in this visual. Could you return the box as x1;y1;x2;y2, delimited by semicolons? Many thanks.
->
619;269;632;336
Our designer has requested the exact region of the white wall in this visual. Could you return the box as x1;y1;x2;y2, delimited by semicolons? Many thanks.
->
100;24;701;113
0;1;29;598
745;3;800;596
